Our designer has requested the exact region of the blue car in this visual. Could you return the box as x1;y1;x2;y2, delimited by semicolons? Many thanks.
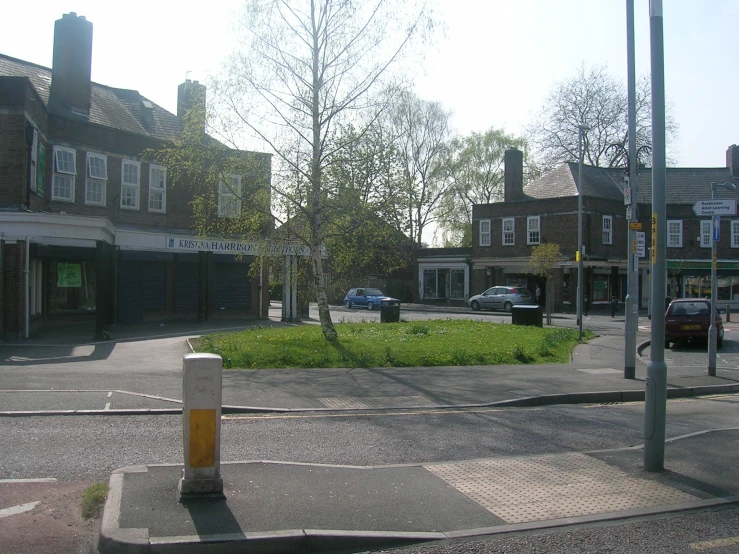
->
343;288;398;310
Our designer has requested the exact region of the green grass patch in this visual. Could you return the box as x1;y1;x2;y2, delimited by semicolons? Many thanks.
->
197;320;591;369
81;482;108;520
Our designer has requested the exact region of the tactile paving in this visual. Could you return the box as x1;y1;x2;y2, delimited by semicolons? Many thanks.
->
424;453;697;523
318;395;435;409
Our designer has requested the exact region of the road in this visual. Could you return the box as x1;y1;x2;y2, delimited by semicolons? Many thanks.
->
1;305;738;553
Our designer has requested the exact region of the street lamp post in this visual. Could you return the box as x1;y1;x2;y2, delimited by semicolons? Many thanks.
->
577;125;589;341
708;181;737;376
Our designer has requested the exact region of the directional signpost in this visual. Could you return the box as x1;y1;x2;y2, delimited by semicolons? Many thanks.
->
692;199;737;217
697;188;737;378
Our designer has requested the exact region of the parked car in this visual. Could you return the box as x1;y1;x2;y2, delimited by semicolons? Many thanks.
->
343;288;399;310
467;286;532;312
665;298;723;349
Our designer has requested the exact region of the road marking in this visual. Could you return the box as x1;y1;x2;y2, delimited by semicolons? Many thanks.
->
107;392;112;398
0;478;57;483
104;403;111;410
690;536;739;551
0;501;40;519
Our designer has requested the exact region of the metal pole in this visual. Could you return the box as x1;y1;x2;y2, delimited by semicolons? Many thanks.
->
708;184;718;376
644;0;667;473
577;125;587;341
624;0;638;379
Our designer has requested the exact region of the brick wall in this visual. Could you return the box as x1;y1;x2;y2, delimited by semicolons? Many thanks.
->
0;114;28;206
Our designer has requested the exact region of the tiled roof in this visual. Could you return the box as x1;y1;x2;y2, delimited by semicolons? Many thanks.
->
0;54;182;140
523;162;739;205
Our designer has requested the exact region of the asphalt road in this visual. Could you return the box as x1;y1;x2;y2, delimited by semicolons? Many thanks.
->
1;395;737;482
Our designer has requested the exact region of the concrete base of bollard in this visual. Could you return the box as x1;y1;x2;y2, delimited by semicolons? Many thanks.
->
178;472;225;500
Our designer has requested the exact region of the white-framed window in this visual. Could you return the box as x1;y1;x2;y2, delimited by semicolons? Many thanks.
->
479;219;491;246
602;215;613;245
121;160;140;209
52;146;76;201
700;220;712;248
218;174;242;217
148;165;167;212
527;216;540;245
85;152;107;206
667;220;683;248
732;220;739;248
502;218;515;246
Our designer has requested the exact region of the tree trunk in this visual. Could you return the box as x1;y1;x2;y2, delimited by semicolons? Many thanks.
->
310;243;337;341
546;279;553;325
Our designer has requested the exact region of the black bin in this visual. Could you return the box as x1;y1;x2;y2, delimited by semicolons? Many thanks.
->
511;305;543;327
380;299;401;323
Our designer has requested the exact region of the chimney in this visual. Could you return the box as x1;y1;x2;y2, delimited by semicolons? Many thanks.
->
177;79;207;133
504;148;524;202
49;13;93;116
726;145;739;178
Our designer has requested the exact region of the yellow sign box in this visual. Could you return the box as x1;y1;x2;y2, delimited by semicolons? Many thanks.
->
629;222;643;230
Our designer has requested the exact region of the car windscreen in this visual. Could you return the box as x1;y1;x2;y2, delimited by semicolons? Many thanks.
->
668;302;709;316
365;288;384;296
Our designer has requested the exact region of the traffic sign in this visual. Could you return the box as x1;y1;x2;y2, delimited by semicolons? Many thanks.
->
713;215;720;241
629;222;642;230
636;232;646;257
692;199;737;216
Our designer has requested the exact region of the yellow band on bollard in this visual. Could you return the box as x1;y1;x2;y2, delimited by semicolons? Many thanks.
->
189;409;217;468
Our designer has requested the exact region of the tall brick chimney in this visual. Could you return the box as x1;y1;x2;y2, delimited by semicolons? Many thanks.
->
726;145;739;178
504;148;524;202
49;13;93;116
177;79;207;133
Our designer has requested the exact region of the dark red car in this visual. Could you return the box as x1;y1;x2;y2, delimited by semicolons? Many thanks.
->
664;298;723;349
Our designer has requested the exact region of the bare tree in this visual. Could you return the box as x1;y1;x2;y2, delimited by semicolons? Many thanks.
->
390;89;453;246
213;0;433;340
527;64;678;173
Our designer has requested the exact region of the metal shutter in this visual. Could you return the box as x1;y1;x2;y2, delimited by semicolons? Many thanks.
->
213;263;251;310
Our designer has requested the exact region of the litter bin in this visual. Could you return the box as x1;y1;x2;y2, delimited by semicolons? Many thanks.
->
380;299;401;323
510;305;543;327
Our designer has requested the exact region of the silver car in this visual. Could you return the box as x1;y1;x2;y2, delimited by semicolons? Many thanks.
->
467;286;533;312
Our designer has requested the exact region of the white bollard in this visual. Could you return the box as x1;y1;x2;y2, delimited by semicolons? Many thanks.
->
178;353;224;499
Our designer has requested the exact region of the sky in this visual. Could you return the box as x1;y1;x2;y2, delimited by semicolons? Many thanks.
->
1;1;737;167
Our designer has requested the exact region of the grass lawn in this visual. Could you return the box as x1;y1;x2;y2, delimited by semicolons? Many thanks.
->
195;319;590;369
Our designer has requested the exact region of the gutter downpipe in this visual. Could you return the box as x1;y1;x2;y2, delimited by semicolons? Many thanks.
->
24;236;30;339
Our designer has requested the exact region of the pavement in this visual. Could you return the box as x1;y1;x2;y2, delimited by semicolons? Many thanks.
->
3;305;738;553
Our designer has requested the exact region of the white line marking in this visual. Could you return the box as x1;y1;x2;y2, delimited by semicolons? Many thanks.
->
0;478;57;483
0;501;40;519
104;403;111;411
107;392;113;398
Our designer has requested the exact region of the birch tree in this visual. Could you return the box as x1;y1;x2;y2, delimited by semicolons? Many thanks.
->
214;0;433;340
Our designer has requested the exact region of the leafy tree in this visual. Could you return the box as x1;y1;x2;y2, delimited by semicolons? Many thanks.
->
436;128;529;247
525;243;562;325
212;0;434;340
527;64;678;173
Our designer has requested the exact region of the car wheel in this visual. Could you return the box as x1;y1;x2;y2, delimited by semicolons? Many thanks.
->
471;300;480;311
367;302;374;311
718;329;724;349
504;301;513;313
665;340;671;349
344;300;351;309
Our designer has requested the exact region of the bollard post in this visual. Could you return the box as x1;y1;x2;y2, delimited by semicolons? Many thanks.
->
179;353;224;499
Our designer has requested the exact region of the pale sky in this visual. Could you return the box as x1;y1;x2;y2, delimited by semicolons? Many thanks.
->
2;0;737;169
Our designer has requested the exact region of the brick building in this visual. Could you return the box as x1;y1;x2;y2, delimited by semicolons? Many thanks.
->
0;13;272;340
471;148;739;313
